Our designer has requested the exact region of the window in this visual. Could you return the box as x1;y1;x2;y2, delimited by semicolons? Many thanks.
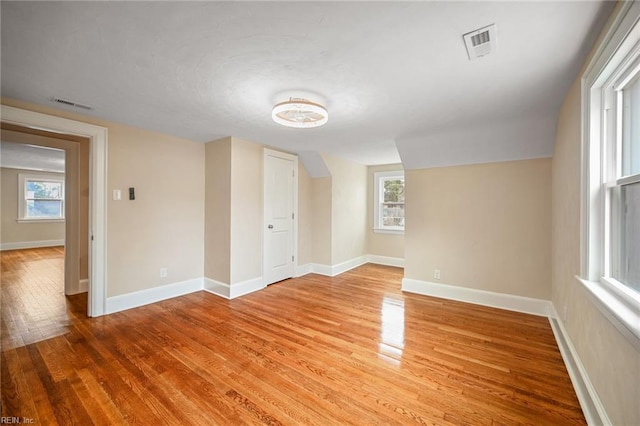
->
373;171;404;233
581;2;640;345
18;173;65;222
613;68;640;293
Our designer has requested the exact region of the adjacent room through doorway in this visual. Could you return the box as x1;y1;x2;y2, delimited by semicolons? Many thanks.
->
0;124;90;313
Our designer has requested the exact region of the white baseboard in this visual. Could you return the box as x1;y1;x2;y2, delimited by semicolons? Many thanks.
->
332;255;369;275
0;239;64;251
66;279;89;295
204;276;265;299
231;277;265;298
367;255;404;268
295;263;312;277
204;277;230;299
309;263;333;276
549;307;611;426
295;255;404;277
106;278;203;314
309;255;368;277
401;278;553;317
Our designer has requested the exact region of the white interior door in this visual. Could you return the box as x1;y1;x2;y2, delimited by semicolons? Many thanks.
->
264;150;296;285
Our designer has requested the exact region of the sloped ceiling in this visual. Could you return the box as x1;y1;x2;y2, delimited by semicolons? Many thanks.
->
0;1;614;169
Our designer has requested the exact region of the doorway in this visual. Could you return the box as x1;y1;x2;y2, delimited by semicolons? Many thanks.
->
263;149;298;285
1;105;107;316
0;125;88;295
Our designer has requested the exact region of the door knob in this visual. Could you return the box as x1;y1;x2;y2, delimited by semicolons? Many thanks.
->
268;224;274;229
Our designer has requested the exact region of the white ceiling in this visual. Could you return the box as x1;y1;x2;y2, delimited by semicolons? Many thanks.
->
0;141;65;173
0;1;613;169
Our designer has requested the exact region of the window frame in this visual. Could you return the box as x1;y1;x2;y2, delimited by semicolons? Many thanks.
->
580;2;640;349
18;173;65;223
373;170;405;234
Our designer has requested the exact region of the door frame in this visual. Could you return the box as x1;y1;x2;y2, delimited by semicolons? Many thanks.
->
263;148;298;285
1;105;108;317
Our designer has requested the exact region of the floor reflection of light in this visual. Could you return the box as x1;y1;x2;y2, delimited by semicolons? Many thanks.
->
378;296;405;367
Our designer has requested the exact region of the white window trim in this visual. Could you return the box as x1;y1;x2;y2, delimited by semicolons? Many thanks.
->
373;170;405;235
580;1;640;350
18;172;65;223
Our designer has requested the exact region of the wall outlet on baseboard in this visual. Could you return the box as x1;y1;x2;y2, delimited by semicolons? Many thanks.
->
160;267;167;278
434;269;441;280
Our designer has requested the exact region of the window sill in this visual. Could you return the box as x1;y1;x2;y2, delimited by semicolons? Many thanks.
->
17;218;65;224
373;228;404;235
575;275;640;351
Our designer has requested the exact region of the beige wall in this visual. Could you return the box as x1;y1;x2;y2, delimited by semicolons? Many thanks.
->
405;158;551;300
367;163;405;259
323;154;368;265
297;163;313;266
204;137;232;284
1;98;206;298
106;122;205;297
230;137;263;284
552;25;639;423
1;167;66;244
311;177;332;265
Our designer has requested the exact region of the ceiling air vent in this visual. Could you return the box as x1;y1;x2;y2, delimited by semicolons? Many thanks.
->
52;97;93;111
463;24;497;60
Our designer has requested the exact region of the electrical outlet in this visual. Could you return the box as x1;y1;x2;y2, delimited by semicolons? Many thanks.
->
160;268;167;278
434;269;441;280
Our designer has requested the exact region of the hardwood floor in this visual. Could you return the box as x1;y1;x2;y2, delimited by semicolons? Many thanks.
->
1;247;585;425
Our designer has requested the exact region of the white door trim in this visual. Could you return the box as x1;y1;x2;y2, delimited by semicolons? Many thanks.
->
1;105;108;317
263;148;298;285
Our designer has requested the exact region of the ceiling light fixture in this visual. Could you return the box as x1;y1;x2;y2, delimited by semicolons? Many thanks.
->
272;98;328;128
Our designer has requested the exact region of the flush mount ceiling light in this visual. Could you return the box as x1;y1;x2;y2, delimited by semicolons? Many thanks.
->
272;98;328;128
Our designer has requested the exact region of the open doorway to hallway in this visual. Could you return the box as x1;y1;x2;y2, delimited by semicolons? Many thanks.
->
0;123;90;312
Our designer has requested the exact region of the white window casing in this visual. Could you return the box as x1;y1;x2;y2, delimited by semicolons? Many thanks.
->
580;1;640;350
18;172;65;223
373;170;405;235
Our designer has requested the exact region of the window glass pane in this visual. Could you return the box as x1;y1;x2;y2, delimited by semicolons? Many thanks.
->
375;173;404;230
26;181;63;199
382;203;404;227
617;181;640;293
383;179;404;203
26;200;63;218
622;74;640;177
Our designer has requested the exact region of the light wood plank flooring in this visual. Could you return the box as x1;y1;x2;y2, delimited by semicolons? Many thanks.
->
1;247;585;425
